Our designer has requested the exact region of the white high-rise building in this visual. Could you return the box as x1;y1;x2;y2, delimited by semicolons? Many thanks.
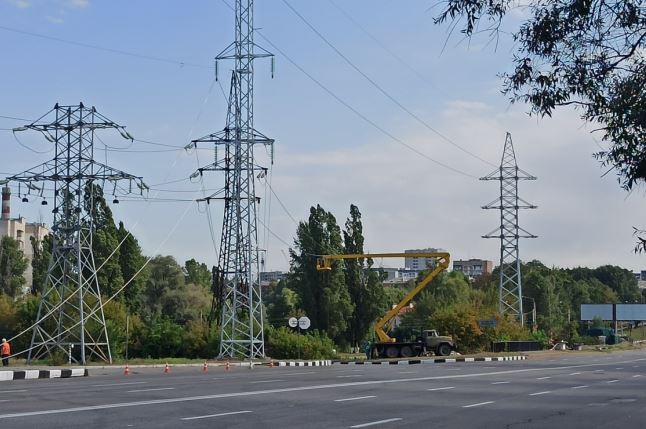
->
0;186;49;293
404;248;446;271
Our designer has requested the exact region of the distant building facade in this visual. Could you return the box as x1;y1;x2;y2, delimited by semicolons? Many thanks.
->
260;271;286;286
404;248;445;271
453;259;493;280
0;186;49;293
377;268;419;286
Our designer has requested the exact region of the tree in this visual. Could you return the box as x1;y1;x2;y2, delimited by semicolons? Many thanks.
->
342;205;385;347
84;184;123;298
184;259;211;289
0;236;28;297
30;234;52;295
116;222;149;313
141;256;185;320
289;205;353;344
435;1;646;191
265;282;301;327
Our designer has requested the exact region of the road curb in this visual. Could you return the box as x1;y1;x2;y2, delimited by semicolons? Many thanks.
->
335;355;528;365
0;368;88;381
273;360;332;367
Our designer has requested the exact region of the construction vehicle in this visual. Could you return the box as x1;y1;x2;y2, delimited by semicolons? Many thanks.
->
316;252;456;358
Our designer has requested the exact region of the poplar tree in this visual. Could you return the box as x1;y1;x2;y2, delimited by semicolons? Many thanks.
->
289;205;353;344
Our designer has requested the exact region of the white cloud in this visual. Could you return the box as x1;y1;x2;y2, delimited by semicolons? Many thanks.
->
7;0;30;8
259;100;646;273
46;15;64;24
66;0;88;8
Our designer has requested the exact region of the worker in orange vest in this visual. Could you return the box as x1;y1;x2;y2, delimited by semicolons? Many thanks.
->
1;339;10;367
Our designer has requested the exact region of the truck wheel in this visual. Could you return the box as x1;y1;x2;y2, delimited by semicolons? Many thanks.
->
400;345;413;358
437;343;451;357
385;346;399;358
371;346;380;359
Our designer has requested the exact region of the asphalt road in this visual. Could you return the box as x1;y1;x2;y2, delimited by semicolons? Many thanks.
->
0;351;644;428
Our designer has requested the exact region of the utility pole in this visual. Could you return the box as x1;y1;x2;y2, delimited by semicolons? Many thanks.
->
9;103;147;364
482;133;536;326
189;0;274;359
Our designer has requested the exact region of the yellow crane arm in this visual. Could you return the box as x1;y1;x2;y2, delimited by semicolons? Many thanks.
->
315;252;450;343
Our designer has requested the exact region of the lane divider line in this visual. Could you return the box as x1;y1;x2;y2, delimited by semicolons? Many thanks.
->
181;410;252;421
334;395;376;402
350;417;403;428
463;401;494;408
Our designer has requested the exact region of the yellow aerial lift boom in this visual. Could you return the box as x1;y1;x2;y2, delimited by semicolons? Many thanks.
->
317;252;455;358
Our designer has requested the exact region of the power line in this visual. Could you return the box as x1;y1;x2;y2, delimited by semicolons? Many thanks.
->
268;184;299;226
0;25;210;70
282;0;496;168
255;30;478;179
0;114;34;122
327;0;444;94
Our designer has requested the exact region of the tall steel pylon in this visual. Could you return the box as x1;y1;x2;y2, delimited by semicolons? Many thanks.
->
190;0;274;359
8;103;146;364
481;132;536;325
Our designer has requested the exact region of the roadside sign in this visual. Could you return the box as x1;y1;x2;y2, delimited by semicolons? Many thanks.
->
478;319;496;328
288;317;298;328
298;316;311;330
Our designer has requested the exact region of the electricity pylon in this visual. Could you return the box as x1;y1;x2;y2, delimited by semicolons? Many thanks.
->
8;103;147;364
481;132;536;325
189;0;274;359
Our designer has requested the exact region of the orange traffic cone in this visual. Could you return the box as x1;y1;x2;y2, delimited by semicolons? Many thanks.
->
202;361;208;372
164;363;170;374
124;364;130;376
225;361;230;371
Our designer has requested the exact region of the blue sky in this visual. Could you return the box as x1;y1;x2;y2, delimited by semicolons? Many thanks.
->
2;0;646;273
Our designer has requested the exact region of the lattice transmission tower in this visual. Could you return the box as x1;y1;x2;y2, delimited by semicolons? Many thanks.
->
189;0;274;359
8;103;146;364
481;132;536;325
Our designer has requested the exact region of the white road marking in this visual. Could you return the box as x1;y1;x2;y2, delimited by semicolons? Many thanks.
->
571;385;588;389
0;390;26;393
334;395;376;402
3;358;645;420
615;367;624;370
427;387;455;391
529;391;551;396
249;380;284;384
398;371;417;374
588;402;608;407
127;387;175;393
92;382;147;387
463;401;494;408
336;375;362;378
633;365;639;368
350;418;403;428
606;380;619;383
536;376;551;380
632;375;642;378
491;381;509;385
569;372;581;376
181;410;252;421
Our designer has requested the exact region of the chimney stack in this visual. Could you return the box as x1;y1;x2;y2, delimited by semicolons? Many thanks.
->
1;186;10;220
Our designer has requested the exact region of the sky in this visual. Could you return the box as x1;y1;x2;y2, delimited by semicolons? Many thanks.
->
1;0;646;274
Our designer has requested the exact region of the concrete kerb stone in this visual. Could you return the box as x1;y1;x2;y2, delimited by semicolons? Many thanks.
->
0;368;88;381
334;355;528;365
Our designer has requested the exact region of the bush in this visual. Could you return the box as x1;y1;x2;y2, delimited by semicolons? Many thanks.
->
265;326;335;359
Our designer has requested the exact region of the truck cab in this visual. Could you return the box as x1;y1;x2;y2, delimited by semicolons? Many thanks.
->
420;329;455;356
